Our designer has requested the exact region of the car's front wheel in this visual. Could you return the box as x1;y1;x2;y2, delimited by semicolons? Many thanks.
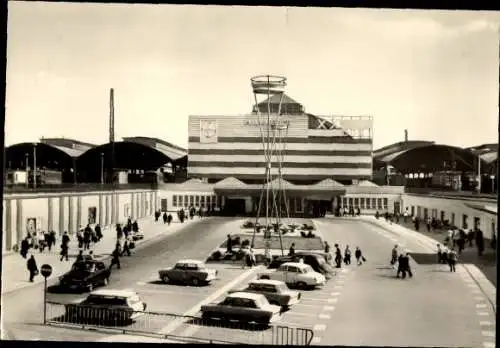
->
191;277;200;286
162;275;170;284
296;281;308;290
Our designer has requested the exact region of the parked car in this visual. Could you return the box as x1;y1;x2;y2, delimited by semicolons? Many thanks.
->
258;262;326;289
228;279;301;309
59;260;111;292
268;253;335;279
158;259;218;286
64;289;147;324
200;292;282;325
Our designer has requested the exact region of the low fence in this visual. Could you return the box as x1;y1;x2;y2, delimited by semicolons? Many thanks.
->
45;301;314;345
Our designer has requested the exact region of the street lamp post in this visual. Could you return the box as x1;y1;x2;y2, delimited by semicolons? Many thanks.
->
100;153;104;184
25;153;29;188
33;143;37;189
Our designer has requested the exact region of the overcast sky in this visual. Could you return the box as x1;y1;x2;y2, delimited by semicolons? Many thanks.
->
6;3;500;150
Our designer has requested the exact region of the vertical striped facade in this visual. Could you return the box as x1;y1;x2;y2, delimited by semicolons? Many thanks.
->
188;113;373;184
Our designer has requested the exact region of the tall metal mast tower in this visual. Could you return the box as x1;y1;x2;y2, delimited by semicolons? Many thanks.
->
250;75;290;256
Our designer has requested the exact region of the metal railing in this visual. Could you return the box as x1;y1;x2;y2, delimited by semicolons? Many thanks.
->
45;301;314;345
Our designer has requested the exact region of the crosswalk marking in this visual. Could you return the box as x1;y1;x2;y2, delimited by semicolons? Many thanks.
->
482;331;495;337
318;313;331;320
313;324;326;331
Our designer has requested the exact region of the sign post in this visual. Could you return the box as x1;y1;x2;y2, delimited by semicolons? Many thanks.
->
40;264;53;325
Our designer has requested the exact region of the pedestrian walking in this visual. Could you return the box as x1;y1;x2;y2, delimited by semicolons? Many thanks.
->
334;244;342;268
20;238;29;259
391;244;399;266
436;244;443;263
167;214;173;226
476;229;485;256
289;243;296;257
226;234;233;254
121;237;132;257
162;212;168;224
49;230;56;251
448;248;458;272
27;255;38;282
354;246;365;266
344;245;351;265
397;252;413;279
110;246;121;270
324;241;330;253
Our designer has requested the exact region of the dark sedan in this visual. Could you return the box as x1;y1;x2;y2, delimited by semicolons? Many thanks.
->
59;260;111;292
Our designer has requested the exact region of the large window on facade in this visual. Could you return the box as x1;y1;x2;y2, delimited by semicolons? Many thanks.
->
207;195;211;208
178;195;183;207
372;198;377;209
462;214;468;229
354;198;359;207
200;196;205;207
342;197;347;208
189;195;194;206
366;197;371;209
377;198;382;210
212;195;217;207
195;195;200;207
360;198;365;209
383;198;388;210
173;195;178;207
348;198;353;207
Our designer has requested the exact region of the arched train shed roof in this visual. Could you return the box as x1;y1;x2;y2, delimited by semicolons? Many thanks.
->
6;142;75;169
77;141;174;170
387;144;488;173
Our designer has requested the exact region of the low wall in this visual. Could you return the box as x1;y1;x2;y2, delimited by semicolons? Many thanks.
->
401;194;497;239
2;189;160;253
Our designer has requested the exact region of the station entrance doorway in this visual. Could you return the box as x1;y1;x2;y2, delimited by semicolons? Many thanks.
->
223;198;246;216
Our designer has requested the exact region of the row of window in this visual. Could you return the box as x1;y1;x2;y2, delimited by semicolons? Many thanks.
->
341;197;389;210
410;205;488;232
172;194;218;208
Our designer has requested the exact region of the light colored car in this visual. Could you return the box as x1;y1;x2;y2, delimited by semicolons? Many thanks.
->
201;292;282;325
258;262;326;289
64;289;147;323
158;259;218;286
229;279;301;308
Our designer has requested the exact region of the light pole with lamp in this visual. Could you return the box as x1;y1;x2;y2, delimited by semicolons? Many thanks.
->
100;152;104;184
24;153;29;188
33;143;37;189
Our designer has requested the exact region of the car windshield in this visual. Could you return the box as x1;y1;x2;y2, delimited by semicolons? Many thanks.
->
71;262;95;272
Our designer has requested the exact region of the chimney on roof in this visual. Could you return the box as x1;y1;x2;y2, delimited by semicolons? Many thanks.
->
404;129;408;142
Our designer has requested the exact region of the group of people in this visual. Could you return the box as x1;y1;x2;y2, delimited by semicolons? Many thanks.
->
24;216;143;282
436;244;459;272
20;230;58;259
325;242;365;267
154;205;209;225
390;245;413;279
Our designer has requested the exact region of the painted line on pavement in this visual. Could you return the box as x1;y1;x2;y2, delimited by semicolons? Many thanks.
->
477;311;490;316
157;265;264;335
483;342;495;348
476;304;488;309
137;288;206;297
318;313;331;320
311;336;322;344
323;306;335;311
313;324;326;332
327;298;338;304
330;292;341;296
482;331;495;337
480;321;494;326
284;312;318;318
294;303;322;308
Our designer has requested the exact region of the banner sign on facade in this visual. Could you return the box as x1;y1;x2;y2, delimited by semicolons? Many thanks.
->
200;120;218;143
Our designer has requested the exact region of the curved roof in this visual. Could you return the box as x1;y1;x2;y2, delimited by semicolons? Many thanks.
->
374;141;435;162
388;144;487;173
6;142;75;169
77;141;174;170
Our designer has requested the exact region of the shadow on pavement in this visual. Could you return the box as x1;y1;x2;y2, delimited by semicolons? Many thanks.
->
146;280;210;287
185;317;270;331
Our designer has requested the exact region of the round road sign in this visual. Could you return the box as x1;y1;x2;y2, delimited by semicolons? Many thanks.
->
40;264;53;278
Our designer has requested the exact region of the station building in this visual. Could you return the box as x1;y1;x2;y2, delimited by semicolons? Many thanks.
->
182;94;404;216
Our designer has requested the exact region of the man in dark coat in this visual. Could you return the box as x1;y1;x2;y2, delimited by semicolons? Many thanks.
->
289;243;296;257
226;234;233;254
167;214;173;226
49;230;57;251
20;238;29;259
110;245;121;270
163;212;168;224
95;224;103;241
27;255;38;282
397;252;412;279
476;229;485;256
334;244;342;268
60;232;70;261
